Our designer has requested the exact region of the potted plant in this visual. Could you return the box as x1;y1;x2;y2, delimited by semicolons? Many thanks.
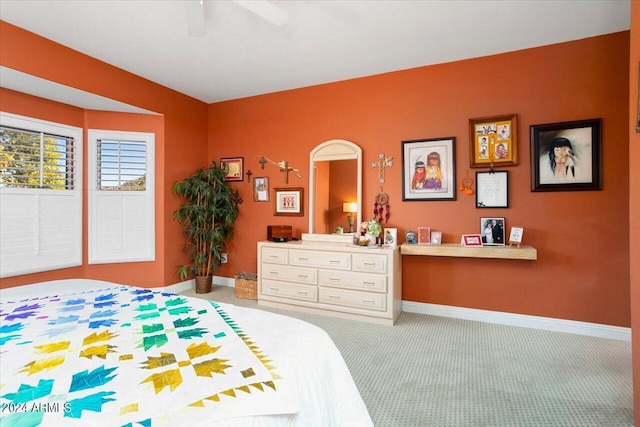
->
173;161;242;293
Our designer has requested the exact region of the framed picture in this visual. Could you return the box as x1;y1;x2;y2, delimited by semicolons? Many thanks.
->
480;217;505;246
461;234;483;247
430;231;442;245
402;137;456;201
530;118;602;192
509;226;524;247
253;176;269;202
476;170;508;208
273;187;304;216
383;228;397;247
417;227;431;245
220;157;244;182
405;230;417;244
470;114;518;167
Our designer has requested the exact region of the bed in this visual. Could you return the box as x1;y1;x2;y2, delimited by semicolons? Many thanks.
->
0;279;373;426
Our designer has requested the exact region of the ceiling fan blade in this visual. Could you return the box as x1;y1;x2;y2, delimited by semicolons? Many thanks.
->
185;0;206;37
232;0;289;26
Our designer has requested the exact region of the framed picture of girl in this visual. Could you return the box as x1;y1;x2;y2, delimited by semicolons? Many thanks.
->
530;118;602;192
401;137;456;201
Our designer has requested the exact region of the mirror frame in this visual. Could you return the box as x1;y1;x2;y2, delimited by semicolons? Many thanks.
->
308;139;362;235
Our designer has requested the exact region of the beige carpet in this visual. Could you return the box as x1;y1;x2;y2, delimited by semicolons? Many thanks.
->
182;285;633;427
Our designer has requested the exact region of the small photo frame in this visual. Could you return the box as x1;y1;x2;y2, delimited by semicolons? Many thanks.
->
461;234;483;247
401;137;456;201
470;114;518;167
274;187;304;216
417;227;431;245
220;157;244;182
253;176;270;202
430;231;442;245
384;228;398;247
405;230;417;244
476;170;508;208
480;217;506;246
530;118;602;192
509;226;524;247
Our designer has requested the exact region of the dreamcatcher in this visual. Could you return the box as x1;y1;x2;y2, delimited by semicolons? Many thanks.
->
373;187;390;224
459;171;474;195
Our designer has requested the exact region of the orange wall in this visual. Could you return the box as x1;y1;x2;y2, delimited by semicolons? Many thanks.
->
209;32;630;327
0;21;208;288
628;2;639;424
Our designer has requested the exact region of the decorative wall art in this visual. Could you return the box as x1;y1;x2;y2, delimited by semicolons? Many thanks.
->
530;118;602;192
273;187;304;216
402;137;456;201
253;176;270;202
476;171;508;208
469;114;518;167
220;157;244;182
480;217;506;246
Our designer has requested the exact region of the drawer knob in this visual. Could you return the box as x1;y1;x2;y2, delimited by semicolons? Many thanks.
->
329;295;340;300
297;291;308;296
297;274;308;278
363;281;375;286
363;262;376;267
363;299;375;304
298;257;309;261
329;260;341;264
329;277;340;282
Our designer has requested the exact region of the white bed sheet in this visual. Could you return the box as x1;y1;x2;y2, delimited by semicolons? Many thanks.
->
0;280;373;427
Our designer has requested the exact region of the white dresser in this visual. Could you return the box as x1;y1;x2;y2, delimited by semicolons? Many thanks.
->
257;241;402;325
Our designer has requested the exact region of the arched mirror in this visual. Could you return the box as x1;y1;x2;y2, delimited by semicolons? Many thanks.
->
308;139;362;236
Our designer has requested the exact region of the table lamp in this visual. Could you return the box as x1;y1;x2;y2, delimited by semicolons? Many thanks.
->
343;202;358;233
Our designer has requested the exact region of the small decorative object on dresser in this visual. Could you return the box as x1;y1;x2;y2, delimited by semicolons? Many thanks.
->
384;228;398;247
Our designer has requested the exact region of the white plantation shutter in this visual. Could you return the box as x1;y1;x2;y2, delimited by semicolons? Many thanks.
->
0;112;82;277
88;130;155;264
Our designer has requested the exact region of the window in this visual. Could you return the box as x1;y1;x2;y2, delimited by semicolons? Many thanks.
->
0;112;82;277
88;130;155;264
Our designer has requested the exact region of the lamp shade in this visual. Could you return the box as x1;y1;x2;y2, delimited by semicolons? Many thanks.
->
343;202;358;213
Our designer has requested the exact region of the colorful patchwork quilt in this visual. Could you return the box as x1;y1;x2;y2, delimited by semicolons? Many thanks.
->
0;285;296;426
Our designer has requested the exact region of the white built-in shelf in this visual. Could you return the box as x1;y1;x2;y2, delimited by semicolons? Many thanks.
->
400;243;537;260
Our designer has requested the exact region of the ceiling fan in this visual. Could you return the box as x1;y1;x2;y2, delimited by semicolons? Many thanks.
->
184;0;289;37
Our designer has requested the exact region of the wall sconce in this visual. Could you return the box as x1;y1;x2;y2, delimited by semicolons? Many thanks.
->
343;202;358;233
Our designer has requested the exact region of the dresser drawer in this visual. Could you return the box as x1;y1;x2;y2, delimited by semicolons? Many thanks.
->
261;263;317;285
289;249;350;270
261;246;289;265
318;270;387;293
352;253;387;274
261;279;317;302
319;287;386;312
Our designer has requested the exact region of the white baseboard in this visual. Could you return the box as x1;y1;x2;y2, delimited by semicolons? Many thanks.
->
163;275;235;294
402;300;631;342
165;277;630;342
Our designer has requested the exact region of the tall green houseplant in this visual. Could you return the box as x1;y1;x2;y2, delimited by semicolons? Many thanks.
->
173;161;242;293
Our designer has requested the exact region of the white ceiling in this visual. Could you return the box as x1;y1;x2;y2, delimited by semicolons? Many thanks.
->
0;0;631;105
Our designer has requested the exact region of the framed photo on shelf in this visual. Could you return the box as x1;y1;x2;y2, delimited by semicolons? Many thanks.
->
220;157;244;182
480;217;506;246
461;234;483;247
273;187;304;216
476;170;508;208
509;227;524;247
417;227;431;245
469;114;518;167
253;176;270;202
430;231;442;245
383;228;398;247
401;137;456;201
405;230;417;244
530;118;602;192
